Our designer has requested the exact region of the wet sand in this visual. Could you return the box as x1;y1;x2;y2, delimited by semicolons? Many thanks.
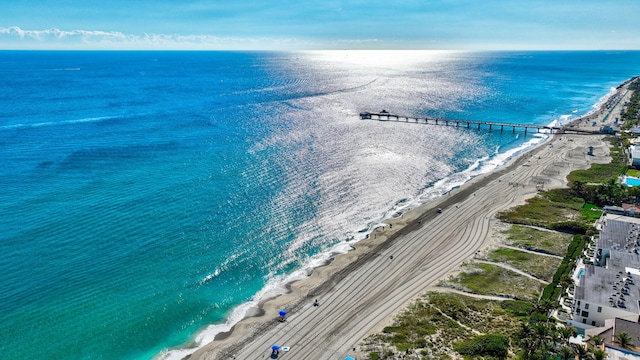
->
187;82;632;360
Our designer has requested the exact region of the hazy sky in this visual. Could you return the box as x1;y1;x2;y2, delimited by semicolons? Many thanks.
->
1;0;639;50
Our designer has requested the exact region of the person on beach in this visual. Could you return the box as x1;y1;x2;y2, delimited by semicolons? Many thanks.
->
313;299;319;307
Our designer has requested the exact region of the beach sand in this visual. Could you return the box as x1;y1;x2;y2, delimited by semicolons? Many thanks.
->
187;82;633;360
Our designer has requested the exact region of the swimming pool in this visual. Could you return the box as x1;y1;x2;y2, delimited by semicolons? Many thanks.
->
625;177;640;187
577;268;585;279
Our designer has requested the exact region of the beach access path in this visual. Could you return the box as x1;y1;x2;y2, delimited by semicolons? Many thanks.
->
189;84;630;360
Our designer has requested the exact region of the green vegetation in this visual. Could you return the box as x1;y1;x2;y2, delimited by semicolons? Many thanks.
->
497;189;591;233
454;334;510;359
497;188;605;234
621;79;640;128
500;300;534;317
448;263;544;300
580;203;603;223
615;332;635;349
568;160;625;185
516;307;582;360
562;133;640;207
362;228;594;359
362;293;522;359
570;178;640;207
567;137;640;206
541;234;586;302
361;293;597;360
568;137;626;185
627;168;640;177
488;248;561;281
543;188;585;208
502;225;573;255
429;293;522;335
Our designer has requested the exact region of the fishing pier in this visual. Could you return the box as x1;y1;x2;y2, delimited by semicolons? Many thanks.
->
359;111;600;135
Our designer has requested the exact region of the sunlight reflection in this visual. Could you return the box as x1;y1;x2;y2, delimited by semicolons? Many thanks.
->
298;50;463;68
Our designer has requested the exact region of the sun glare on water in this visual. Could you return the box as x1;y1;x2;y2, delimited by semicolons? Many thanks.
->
299;50;462;68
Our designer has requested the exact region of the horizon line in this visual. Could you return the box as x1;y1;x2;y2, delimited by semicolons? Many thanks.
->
2;48;640;52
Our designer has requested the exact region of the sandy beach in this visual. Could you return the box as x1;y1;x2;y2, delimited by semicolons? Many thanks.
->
187;81;633;360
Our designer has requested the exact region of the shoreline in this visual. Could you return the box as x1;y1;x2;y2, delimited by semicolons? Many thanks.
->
175;80;633;360
162;138;547;359
160;118;550;359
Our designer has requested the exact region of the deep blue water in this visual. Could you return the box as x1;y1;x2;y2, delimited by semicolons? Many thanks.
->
1;50;639;359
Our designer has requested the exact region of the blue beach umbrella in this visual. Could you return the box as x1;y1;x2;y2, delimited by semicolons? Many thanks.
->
279;309;287;317
272;345;280;351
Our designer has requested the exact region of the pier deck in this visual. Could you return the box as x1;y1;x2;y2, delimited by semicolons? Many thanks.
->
359;111;600;135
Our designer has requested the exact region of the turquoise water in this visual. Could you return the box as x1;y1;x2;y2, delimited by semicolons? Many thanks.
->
577;268;586;279
1;51;640;359
626;177;640;187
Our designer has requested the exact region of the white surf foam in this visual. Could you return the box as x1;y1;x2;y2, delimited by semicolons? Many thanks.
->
0;115;119;130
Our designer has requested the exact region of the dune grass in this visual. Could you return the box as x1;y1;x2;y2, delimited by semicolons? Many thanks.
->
362;293;523;360
502;224;573;255
487;247;561;281
446;263;544;300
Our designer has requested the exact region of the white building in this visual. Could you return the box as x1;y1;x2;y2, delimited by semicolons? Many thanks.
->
569;215;640;329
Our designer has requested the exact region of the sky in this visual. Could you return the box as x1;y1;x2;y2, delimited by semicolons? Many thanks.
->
1;0;639;50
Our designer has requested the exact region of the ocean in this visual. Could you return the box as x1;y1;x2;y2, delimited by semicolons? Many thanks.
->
1;50;639;359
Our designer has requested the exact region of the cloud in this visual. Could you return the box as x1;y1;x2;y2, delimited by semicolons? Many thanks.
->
0;26;309;50
0;26;128;42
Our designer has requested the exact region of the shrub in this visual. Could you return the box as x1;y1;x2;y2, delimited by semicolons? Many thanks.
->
550;221;589;234
501;300;534;317
454;334;510;359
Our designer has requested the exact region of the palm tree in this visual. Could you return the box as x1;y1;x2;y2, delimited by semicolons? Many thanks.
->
588;334;604;350
557;326;576;347
615;332;634;349
572;343;592;360
598;179;623;205
518;323;538;360
531;298;557;324
559;274;573;289
558;346;574;360
519;322;554;360
593;349;606;360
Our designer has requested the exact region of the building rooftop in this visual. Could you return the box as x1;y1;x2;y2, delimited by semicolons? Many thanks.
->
607;250;640;273
587;318;640;355
612;317;640;347
575;264;639;313
598;215;640;255
575;215;640;322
